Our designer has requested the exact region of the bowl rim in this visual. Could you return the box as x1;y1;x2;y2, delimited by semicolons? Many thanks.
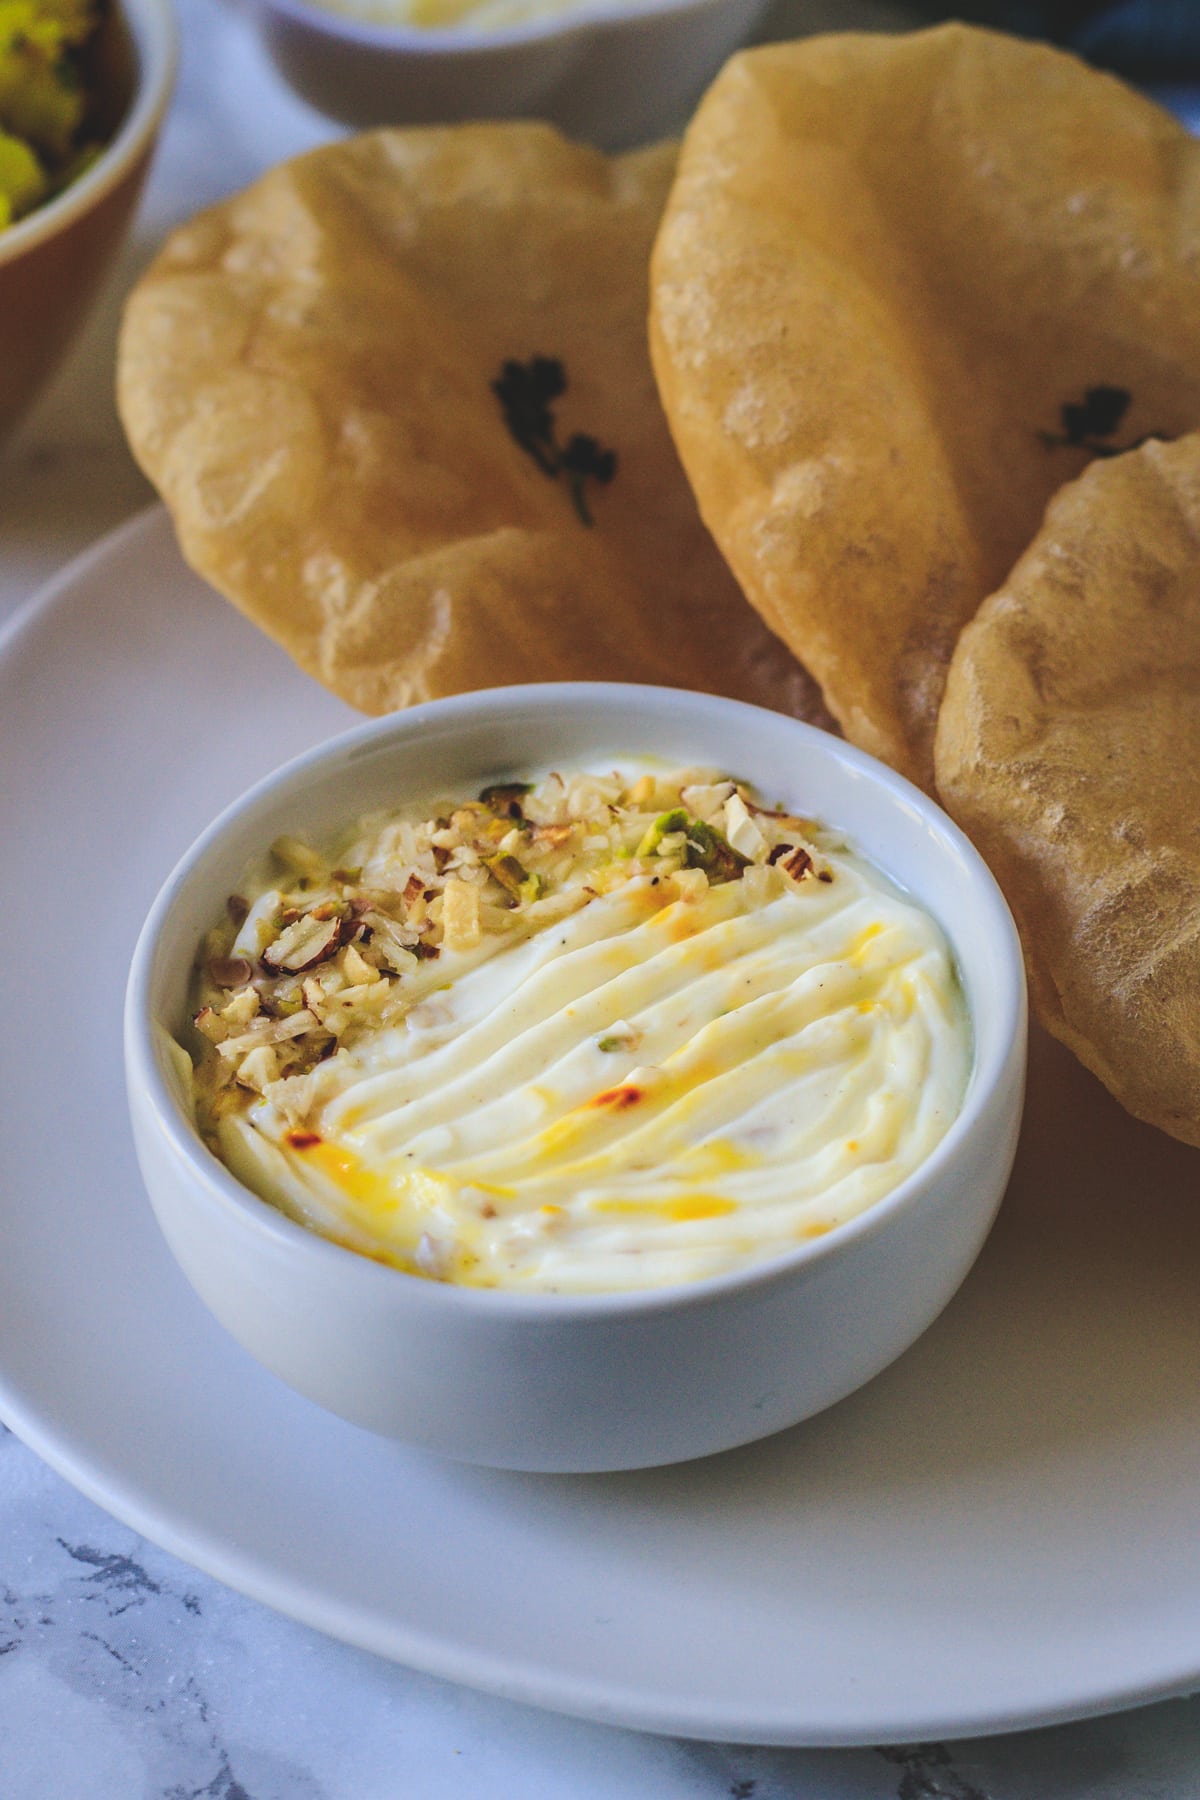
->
259;0;753;57
125;681;1027;1322
0;0;178;270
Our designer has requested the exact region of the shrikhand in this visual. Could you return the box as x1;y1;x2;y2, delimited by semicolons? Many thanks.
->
182;766;971;1293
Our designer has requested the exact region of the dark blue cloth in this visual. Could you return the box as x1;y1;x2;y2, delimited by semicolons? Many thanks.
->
915;2;1200;74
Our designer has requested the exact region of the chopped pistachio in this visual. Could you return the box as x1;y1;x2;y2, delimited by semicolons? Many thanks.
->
479;781;532;818
682;818;749;885
482;852;529;900
636;808;689;858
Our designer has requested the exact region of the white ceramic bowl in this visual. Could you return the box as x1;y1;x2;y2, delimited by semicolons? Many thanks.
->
125;684;1026;1473
252;0;768;149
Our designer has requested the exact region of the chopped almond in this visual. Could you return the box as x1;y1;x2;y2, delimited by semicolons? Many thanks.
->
263;913;343;973
236;1045;280;1092
193;1006;228;1044
670;867;709;904
442;876;482;951
723;793;766;859
218;987;260;1029
342;942;381;986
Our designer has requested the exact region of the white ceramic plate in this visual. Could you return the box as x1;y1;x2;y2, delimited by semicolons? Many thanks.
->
4;508;1200;1746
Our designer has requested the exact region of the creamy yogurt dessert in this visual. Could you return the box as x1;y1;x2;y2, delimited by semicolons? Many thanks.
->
181;766;971;1294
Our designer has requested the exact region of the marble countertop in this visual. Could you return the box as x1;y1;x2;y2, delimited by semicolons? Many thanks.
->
4;2;1200;1792
3;1396;1200;1800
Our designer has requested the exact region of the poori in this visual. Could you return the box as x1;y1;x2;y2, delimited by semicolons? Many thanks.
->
935;433;1200;1149
650;25;1200;785
117;124;824;724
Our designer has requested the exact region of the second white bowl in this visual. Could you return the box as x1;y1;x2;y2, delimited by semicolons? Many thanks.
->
253;0;769;149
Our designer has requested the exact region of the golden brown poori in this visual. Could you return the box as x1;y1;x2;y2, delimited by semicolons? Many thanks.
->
935;434;1200;1148
117;124;825;723
650;25;1200;786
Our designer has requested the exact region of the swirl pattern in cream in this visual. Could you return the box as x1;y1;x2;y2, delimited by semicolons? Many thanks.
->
218;850;969;1293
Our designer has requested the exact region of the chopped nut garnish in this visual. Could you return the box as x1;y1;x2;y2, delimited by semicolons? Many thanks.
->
218;987;260;1029
637;807;688;858
217;1010;321;1059
670;867;709;904
236;1044;280;1091
681;781;735;820
263;914;343;973
776;845;814;881
193;1006;227;1044
483;852;529;901
342;942;381;986
479;781;532;818
723;794;766;860
209;954;254;989
442;876;482;951
186;764;841;1150
531;823;575;849
362;909;419;973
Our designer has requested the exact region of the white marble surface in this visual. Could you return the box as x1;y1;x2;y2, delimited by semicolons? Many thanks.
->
4;0;1200;1791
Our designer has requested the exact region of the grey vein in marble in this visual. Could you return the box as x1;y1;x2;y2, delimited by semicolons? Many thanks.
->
5;1419;1200;1800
